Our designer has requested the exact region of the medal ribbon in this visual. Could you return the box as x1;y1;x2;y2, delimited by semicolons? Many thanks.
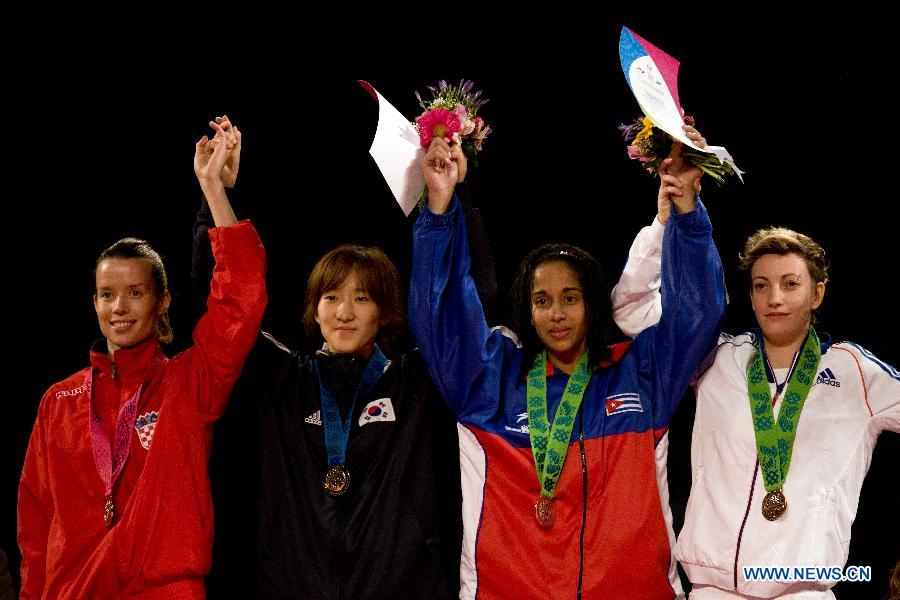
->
86;347;168;520
526;351;592;499
746;326;820;493
314;345;388;467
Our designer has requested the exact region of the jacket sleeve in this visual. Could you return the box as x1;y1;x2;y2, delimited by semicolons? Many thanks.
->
632;200;727;430
190;197;217;329
409;195;516;423
18;393;54;599
610;216;665;339
190;220;267;420
457;183;499;324
845;343;900;434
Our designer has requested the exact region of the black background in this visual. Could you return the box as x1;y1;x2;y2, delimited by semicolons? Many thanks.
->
3;13;898;598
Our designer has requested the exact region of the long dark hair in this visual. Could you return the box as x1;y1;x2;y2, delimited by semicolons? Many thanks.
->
509;243;613;375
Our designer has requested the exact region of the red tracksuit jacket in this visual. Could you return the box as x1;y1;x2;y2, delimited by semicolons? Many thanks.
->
18;221;266;599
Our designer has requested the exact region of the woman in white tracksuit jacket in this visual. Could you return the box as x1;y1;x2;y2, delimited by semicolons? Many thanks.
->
612;209;899;599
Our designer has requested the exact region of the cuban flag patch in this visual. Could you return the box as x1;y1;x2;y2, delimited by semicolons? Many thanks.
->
134;411;159;450
605;393;643;416
358;398;396;427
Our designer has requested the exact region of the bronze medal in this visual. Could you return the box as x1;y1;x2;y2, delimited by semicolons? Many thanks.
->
323;464;350;497
761;489;787;521
103;495;115;528
534;496;554;530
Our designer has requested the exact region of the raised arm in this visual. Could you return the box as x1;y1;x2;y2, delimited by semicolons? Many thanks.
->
194;119;239;227
188;118;267;419
457;182;500;325
634;138;727;427
191;116;241;328
409;138;514;421
611;124;709;339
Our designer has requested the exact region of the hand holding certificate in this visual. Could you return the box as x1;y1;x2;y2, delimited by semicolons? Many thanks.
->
619;27;743;184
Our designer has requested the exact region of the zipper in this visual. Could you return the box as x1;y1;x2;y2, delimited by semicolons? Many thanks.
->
577;407;587;600
733;460;759;590
734;381;784;589
111;362;117;381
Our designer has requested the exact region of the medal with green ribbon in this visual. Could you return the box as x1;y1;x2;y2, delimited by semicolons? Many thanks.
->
526;350;592;530
746;326;820;521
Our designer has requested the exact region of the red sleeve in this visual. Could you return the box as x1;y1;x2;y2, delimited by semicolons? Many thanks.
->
18;392;54;599
191;219;267;419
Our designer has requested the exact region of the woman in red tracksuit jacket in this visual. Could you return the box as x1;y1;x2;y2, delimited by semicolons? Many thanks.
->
17;120;267;599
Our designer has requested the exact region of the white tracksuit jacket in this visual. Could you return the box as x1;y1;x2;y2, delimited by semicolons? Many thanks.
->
612;219;900;599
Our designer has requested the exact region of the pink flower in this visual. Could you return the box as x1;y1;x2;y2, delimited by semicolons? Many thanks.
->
469;116;490;151
626;145;643;159
456;104;475;135
416;108;461;149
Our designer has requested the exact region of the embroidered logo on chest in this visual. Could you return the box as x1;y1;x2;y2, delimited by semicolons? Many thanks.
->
55;384;87;399
134;411;159;450
504;411;530;435
358;398;396;427
605;393;643;416
815;368;841;387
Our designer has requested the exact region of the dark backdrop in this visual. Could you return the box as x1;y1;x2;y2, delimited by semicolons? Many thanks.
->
3;14;897;598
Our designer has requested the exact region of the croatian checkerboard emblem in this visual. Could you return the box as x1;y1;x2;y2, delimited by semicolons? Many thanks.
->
134;411;159;450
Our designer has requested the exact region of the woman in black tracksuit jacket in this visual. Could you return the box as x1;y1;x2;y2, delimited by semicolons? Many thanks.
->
194;121;498;600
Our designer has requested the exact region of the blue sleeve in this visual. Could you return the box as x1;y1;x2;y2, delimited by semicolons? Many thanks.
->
409;195;516;422
634;199;726;429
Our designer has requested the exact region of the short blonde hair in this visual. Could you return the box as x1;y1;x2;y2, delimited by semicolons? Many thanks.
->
739;227;829;286
739;227;828;323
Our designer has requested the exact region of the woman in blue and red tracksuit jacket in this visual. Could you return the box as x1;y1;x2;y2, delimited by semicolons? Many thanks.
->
409;141;726;598
17;120;267;599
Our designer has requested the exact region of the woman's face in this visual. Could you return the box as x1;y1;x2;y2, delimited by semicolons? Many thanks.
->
315;271;383;357
94;258;170;354
530;260;588;367
750;252;824;347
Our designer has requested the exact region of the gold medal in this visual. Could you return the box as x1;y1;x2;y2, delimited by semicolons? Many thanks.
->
762;489;787;521
534;496;554;530
323;465;350;497
103;495;115;528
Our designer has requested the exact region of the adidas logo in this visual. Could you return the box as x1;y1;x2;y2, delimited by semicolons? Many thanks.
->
815;368;841;388
304;410;323;426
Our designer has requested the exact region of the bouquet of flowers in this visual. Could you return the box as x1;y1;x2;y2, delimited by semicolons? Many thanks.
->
415;79;491;166
619;115;735;185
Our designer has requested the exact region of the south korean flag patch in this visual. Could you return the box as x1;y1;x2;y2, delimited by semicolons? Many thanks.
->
358;398;396;427
134;411;159;450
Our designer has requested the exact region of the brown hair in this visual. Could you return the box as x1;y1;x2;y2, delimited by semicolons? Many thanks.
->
95;238;173;344
738;227;828;322
739;227;829;285
302;244;406;354
890;559;900;600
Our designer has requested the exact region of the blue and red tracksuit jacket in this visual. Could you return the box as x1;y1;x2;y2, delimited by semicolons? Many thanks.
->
409;197;726;599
